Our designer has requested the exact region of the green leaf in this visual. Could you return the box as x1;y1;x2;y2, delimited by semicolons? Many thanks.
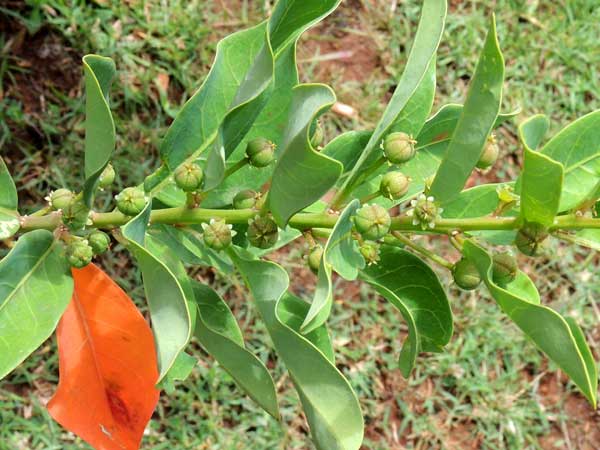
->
191;281;279;419
121;202;192;382
158;352;197;394
429;16;504;204
0;230;73;379
519;117;564;227
463;240;598;407
301;200;364;333
322;130;373;176
337;0;447;196
269;84;342;227
539;110;600;211
231;251;364;450
1;150;20;240
359;246;453;377
443;184;502;218
81;55;116;208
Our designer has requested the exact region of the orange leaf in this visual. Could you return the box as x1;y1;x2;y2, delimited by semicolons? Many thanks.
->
48;264;160;450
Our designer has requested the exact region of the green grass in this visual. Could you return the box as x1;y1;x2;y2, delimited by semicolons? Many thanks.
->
1;0;600;449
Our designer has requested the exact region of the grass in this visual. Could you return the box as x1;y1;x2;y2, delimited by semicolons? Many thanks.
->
1;0;600;449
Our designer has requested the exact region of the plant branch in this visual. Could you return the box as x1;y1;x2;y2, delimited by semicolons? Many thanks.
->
390;231;454;270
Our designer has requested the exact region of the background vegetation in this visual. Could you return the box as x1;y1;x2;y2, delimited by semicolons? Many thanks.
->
1;0;599;448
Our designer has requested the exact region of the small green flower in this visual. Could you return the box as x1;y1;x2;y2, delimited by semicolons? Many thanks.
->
382;132;417;164
98;164;116;189
359;241;380;266
406;194;442;230
307;245;324;274
115;187;147;216
48;189;74;211
66;239;93;269
353;204;391;240
233;190;257;209
246;138;276;168
380;171;410;200
88;230;111;255
476;134;499;170
492;251;518;285
247;215;279;249
515;221;548;257
202;218;235;251
452;258;481;290
174;162;204;192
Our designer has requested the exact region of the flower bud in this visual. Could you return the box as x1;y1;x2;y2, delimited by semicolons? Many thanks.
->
382;132;416;164
247;215;279;249
233;190;257;210
353;204;391;240
360;241;380;265
310;120;324;148
174;162;204;192
98;163;116;189
380;171;410;200
246;138;275;168
492;251;517;285
49;189;74;211
307;245;323;274
61;198;90;230
476;134;499;170
66;239;93;269
452;258;481;290
115;187;147;216
88;230;111;255
407;194;442;230
202;218;234;251
515;221;548;257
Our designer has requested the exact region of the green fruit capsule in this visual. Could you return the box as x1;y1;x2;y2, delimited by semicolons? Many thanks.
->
61;198;90;230
246;138;276;168
49;188;74;211
66;239;93;269
233;190;257;209
115;187;147;216
98;164;116;189
452;258;481;290
307;245;324;274
202;219;234;251
353;204;391;241
88;231;111;255
247;215;279;249
380;171;410;200
476;135;499;170
310;120;324;148
360;241;380;265
174;162;204;192
382;132;416;164
492;251;517;285
515;221;548;257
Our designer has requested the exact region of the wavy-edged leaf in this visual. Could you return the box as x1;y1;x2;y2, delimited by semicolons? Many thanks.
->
231;250;364;450
269;84;343;227
121;202;192;382
360;246;453;377
301;200;364;333
463;239;598;407
539;110;600;211
0;155;19;239
82;55;116;207
337;0;447;197
47;264;160;450
519;116;564;227
0;230;73;379
191;281;279;418
429;16;504;204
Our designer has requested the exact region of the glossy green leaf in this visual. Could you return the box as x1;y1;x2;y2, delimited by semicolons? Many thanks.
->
121;202;192;382
302;200;364;333
0;156;19;240
82;54;116;208
232;251;364;450
539;110;600;211
0;230;73;379
519;117;564;227
429;16;504;204
338;0;446;196
191;281;279;419
269;84;343;226
443;184;502;218
463;240;598;407
322;131;373;177
360;246;453;377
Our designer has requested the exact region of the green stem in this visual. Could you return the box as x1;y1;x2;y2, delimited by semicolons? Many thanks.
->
329;156;387;210
359;191;381;204
390;231;454;270
223;158;249;178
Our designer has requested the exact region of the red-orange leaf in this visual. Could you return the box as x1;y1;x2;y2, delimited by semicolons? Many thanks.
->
48;264;160;450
